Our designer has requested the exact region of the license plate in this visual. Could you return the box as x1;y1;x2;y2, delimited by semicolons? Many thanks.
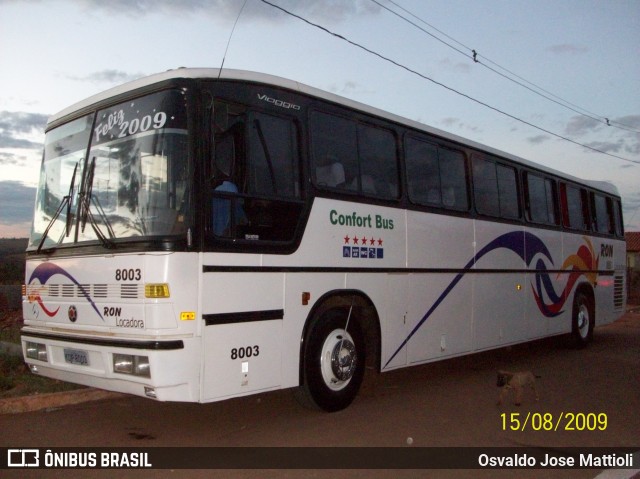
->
64;349;89;366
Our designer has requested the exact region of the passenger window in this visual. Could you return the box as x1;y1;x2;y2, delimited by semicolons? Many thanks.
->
497;164;520;219
472;156;519;219
525;173;558;225
405;138;440;205
405;136;468;210
473;157;500;217
357;124;398;199
310;111;399;199
591;193;613;234
613;199;624;237
310;112;357;191
561;183;589;231
439;148;469;210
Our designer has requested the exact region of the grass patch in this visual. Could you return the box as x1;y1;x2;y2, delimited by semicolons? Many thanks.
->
1;309;84;399
0;309;22;345
0;351;84;399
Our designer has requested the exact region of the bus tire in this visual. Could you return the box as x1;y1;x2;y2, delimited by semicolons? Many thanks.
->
297;309;366;412
571;291;594;348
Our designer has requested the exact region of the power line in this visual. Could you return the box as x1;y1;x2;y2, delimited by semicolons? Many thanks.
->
219;0;248;75
373;0;640;135
258;0;639;165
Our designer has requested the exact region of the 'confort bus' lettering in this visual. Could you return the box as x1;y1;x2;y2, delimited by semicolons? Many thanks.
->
329;209;394;230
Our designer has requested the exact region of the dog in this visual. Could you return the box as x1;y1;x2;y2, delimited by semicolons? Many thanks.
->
496;370;540;406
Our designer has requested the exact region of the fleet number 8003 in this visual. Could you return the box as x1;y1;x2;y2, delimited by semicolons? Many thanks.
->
230;346;260;360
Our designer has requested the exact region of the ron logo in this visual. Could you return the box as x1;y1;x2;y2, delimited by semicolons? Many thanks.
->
601;243;613;258
8;449;39;467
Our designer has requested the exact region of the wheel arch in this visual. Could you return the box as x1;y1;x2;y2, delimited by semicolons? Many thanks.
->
573;281;596;319
299;289;381;384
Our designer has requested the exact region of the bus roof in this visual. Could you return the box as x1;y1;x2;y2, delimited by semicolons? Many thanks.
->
49;68;619;197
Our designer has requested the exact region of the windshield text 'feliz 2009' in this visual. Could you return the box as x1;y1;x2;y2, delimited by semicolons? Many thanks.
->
329;209;394;230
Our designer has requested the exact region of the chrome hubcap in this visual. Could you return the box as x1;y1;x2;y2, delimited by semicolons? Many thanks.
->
577;305;589;337
321;329;357;391
331;337;357;381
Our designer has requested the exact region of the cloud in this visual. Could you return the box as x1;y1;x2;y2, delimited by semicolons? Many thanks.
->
563;113;640;158
440;117;460;127
613;114;640;130
438;58;471;74
327;80;374;96
66;69;147;84
564;115;602;136
546;44;588;55
0;111;47;149
0;151;37;169
584;140;625;154
61;0;381;23
0;181;36;231
438;117;481;133
527;135;551;144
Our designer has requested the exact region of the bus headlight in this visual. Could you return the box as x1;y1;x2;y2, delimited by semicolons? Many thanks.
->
113;354;151;378
26;342;48;362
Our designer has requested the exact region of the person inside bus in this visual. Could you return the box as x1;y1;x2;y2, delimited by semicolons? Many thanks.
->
212;129;247;236
315;154;346;189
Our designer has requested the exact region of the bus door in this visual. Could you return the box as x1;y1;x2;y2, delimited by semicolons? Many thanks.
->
200;271;284;401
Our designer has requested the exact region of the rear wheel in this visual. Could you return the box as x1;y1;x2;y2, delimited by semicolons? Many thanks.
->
297;309;365;412
571;291;594;348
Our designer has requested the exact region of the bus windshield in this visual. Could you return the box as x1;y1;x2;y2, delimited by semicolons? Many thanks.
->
29;89;190;250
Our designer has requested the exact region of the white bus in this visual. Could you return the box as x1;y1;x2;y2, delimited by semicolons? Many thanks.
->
22;69;626;412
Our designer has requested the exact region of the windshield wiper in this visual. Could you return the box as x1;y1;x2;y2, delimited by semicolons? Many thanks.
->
79;157;116;248
36;163;78;253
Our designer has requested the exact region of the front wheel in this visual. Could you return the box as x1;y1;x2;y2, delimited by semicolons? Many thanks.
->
297;310;366;412
571;291;594;348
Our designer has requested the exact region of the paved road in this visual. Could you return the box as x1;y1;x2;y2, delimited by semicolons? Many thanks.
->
2;309;639;479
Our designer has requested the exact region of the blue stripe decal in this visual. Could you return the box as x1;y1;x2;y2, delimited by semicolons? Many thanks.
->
29;262;105;321
383;231;553;369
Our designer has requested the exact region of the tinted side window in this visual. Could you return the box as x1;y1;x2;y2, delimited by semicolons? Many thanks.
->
590;193;614;234
357;124;399;199
525;173;558;225
561;183;589;231
405;137;469;211
310;111;399;200
405;138;440;205
473;156;500;217
497;164;520;219
438;148;469;210
613;199;624;237
310;112;357;191
473;156;519;219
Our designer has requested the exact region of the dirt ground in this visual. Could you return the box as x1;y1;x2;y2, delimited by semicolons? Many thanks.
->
1;307;639;479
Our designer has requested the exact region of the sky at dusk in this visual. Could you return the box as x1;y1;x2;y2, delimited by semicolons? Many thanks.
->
1;0;639;237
